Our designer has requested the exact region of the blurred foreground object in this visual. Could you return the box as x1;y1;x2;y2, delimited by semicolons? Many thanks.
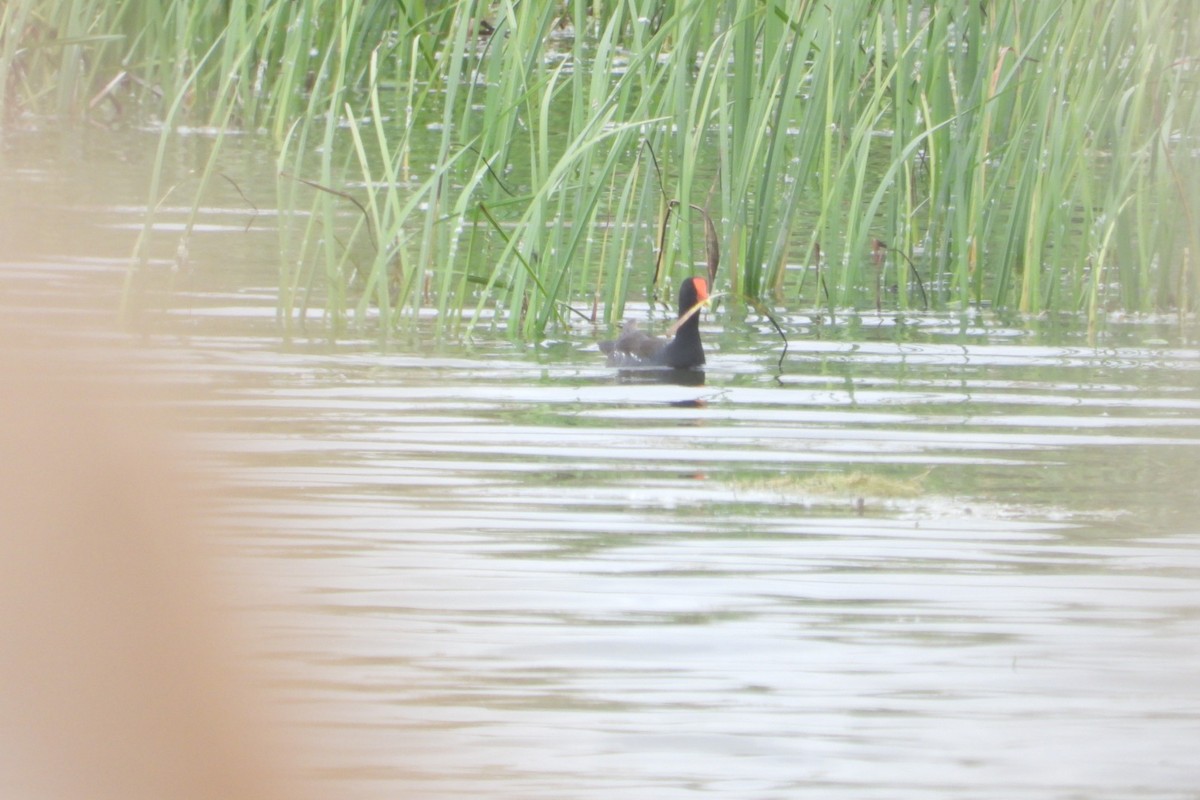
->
0;338;306;800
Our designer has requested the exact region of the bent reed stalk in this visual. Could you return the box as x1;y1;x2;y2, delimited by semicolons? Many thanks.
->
3;0;1197;339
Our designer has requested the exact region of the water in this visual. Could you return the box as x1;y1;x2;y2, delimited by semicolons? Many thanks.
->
4;131;1200;799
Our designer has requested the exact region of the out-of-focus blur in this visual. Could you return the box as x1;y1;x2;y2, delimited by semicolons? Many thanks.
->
0;338;307;800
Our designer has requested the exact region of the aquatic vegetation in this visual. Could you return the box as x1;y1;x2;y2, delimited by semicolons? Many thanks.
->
3;1;1196;339
738;470;928;501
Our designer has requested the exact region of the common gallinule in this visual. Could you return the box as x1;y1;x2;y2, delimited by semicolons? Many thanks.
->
599;277;709;369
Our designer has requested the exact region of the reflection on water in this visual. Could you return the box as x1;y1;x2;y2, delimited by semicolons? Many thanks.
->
3;133;1200;799
617;366;706;386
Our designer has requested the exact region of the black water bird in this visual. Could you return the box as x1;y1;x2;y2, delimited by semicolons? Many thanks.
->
599;277;709;370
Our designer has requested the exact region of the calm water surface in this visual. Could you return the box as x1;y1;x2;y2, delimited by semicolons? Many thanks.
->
4;133;1200;799
179;320;1200;800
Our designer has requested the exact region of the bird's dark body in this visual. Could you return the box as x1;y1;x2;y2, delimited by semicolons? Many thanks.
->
599;278;708;370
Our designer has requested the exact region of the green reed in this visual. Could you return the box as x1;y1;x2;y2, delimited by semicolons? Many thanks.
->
4;0;1196;339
